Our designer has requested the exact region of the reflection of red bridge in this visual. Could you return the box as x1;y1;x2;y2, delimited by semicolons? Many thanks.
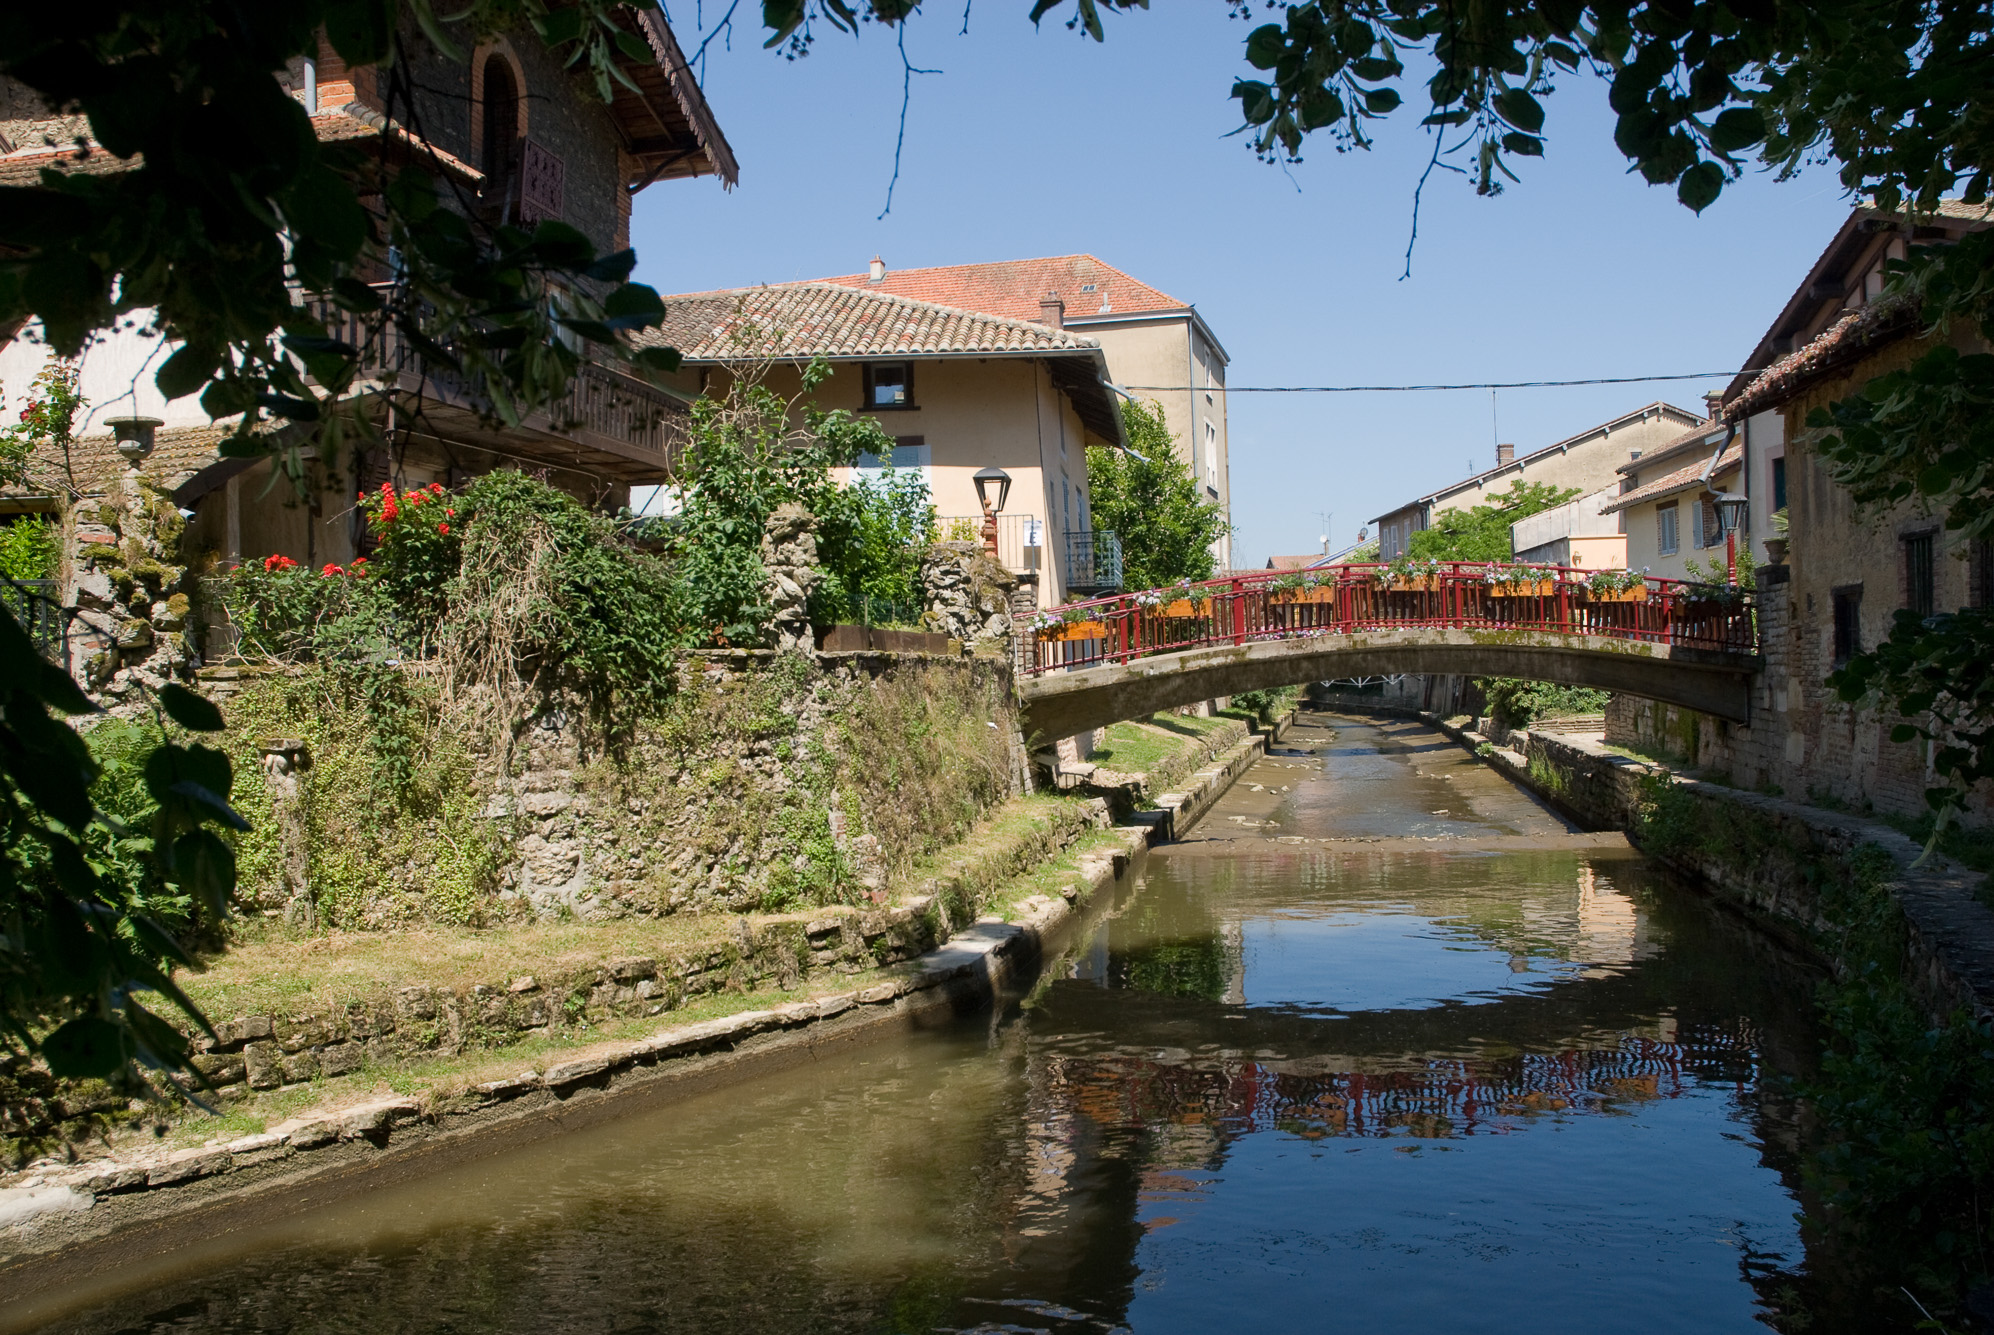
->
1050;1026;1760;1142
1014;563;1762;738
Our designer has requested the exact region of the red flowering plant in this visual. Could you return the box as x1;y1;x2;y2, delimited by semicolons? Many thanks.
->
357;481;463;624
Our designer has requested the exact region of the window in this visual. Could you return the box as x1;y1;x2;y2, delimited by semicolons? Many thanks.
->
1771;455;1787;512
1657;502;1679;555
1832;586;1862;666
853;436;928;475
480;55;520;201
862;362;914;410
1697;495;1725;548
1903;531;1936;617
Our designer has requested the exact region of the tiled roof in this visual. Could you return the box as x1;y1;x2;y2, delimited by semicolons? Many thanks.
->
806;255;1188;326
1600;438;1741;515
310;103;483;182
4;425;231;500
1370;400;1703;524
1265;554;1321;571
1724;294;1921;422
646;283;1104;360
0;103;482;188
1615;419;1726;476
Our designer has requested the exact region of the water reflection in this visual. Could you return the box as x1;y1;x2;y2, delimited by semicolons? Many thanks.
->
10;713;1849;1335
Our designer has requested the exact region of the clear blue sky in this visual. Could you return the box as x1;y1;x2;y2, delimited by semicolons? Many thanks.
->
630;4;1853;566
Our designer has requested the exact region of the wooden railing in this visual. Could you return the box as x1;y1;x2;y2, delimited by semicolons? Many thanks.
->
1019;563;1758;675
300;287;682;458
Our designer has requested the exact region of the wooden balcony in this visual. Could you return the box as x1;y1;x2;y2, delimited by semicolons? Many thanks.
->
302;289;688;484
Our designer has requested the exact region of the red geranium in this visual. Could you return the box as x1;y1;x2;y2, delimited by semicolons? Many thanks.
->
320;563;345;577
437;522;449;535
263;553;298;572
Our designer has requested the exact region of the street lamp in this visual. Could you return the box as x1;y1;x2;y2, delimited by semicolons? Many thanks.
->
972;466;1011;560
1712;491;1749;584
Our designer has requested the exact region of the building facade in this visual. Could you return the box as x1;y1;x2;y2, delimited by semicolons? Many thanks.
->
0;13;734;686
645;282;1127;609
1371;402;1703;560
806;256;1234;569
1604;201;1994;823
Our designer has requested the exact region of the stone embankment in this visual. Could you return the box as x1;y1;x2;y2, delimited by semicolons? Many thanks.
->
0;709;1293;1290
1391;706;1994;1023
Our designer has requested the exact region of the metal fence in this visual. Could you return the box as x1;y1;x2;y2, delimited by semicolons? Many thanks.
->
1064;529;1123;594
2;578;66;665
937;514;1046;575
1020;562;1758;675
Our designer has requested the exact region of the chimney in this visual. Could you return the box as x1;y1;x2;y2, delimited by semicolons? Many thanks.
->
868;256;885;283
1495;442;1515;467
1703;391;1724;422
1039;291;1064;329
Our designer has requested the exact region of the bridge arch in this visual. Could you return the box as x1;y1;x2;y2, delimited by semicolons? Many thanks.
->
1018;627;1756;741
1013;564;1760;742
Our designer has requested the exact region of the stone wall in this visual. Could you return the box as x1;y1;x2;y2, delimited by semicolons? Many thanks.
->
1602;565;1989;822
1484;725;1994;1023
920;541;1018;652
201;649;1029;926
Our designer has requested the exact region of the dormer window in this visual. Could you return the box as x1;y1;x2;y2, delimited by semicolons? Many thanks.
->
863;362;915;410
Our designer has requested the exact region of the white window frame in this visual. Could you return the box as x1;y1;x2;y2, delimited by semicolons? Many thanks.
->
1657;502;1679;556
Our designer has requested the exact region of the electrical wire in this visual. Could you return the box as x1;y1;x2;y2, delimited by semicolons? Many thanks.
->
1118;370;1745;393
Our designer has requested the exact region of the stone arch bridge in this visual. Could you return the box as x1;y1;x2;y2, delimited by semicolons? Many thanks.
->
1015;564;1760;743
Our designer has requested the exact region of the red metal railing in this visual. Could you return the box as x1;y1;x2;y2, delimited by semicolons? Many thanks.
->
1017;563;1758;675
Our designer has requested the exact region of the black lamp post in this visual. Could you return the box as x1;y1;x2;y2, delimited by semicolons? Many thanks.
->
972;466;1011;559
1713;492;1749;584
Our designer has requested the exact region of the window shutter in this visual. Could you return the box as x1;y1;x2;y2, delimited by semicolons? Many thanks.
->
519;139;565;224
1691;498;1705;549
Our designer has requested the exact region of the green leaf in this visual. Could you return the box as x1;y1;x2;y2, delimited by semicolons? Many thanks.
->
283;166;368;258
1677;159;1725;212
584;249;639;283
1245;24;1286;70
537;9;587;44
1233;80;1277;126
41;1016;125;1079
325;0;396;66
1502;132;1545;156
157;683;225;732
171;830;238;918
156;344;219;400
601;283;666;331
1492;88;1546;133
634;345;683;374
1363;87;1402;114
1708;107;1767;153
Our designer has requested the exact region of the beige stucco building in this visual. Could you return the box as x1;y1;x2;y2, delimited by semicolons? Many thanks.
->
1509;487;1628;572
645;282;1126;609
1603;200;1994;824
805;256;1233;569
1371;402;1703;560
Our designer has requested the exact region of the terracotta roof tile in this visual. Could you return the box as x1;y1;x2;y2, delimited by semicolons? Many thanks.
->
805;255;1188;325
1723;294;1920;422
1599;439;1741;515
646;283;1103;361
5;425;232;500
0;104;482;188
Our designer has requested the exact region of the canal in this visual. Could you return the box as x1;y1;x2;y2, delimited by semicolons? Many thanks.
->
25;710;1845;1334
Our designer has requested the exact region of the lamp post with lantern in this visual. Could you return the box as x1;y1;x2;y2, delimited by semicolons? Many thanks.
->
1713;492;1749;585
972;466;1011;562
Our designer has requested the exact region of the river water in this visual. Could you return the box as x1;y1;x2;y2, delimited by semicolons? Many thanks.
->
24;711;1842;1334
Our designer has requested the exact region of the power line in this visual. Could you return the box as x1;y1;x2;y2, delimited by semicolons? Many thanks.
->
1119;370;1744;394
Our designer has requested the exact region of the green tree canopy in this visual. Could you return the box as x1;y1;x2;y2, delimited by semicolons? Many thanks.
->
1086;399;1231;592
1406;482;1578;563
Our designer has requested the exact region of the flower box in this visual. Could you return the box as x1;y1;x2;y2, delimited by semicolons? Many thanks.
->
1388;576;1441;593
1495;580;1555;597
1589;585;1648;603
1040;619;1107;642
1162;599;1211;618
1271;587;1337;605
